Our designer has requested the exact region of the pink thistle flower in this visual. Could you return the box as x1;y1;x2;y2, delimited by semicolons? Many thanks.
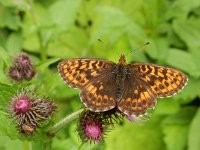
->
77;109;122;143
8;88;56;135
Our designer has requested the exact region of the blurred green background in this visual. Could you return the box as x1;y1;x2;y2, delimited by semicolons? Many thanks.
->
0;0;200;150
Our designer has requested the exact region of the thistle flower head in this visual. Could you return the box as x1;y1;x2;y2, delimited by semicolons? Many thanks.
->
78;111;103;143
77;108;122;143
8;88;56;135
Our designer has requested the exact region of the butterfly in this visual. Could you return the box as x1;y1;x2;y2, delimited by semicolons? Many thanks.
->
58;54;188;116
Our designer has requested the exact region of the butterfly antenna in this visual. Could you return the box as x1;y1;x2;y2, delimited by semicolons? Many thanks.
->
125;42;151;57
97;38;110;49
97;38;120;56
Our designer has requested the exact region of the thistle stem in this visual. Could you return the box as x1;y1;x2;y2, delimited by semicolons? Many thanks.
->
47;108;84;136
23;140;29;150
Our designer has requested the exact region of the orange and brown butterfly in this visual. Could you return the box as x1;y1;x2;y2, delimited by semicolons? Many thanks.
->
58;54;188;117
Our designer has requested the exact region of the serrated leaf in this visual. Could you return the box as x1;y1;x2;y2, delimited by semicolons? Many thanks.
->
188;108;200;150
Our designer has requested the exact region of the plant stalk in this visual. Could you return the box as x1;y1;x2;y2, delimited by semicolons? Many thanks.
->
47;108;84;136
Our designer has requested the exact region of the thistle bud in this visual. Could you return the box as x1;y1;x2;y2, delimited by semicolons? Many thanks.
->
8;53;35;81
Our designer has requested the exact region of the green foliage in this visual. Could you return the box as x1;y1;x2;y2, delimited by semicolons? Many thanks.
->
0;0;200;149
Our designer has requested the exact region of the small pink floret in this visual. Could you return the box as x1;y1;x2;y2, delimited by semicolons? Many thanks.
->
85;123;102;142
13;98;30;113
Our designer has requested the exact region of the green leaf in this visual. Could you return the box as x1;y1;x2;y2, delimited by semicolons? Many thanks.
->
166;0;200;19
105;116;165;150
0;46;10;66
172;77;200;104
0;111;18;138
173;19;200;49
166;48;199;77
48;0;80;27
92;6;145;43
153;100;180;116
6;32;22;55
162;107;197;150
0;0;29;10
0;0;15;6
0;83;16;109
162;107;197;126
0;6;20;30
22;3;48;52
53;74;79;99
163;125;188;150
145;37;170;61
37;57;60;71
188;108;200;150
47;28;88;58
0;136;23;150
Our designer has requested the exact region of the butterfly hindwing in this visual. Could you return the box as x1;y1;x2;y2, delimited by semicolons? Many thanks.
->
58;59;115;88
118;75;157;116
131;63;188;98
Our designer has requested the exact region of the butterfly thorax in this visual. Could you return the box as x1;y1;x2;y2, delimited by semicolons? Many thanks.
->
112;54;130;101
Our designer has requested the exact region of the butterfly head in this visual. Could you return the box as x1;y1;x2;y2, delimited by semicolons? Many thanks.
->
119;54;126;65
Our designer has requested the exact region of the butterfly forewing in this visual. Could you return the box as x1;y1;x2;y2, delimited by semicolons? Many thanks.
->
58;59;115;88
131;63;188;98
